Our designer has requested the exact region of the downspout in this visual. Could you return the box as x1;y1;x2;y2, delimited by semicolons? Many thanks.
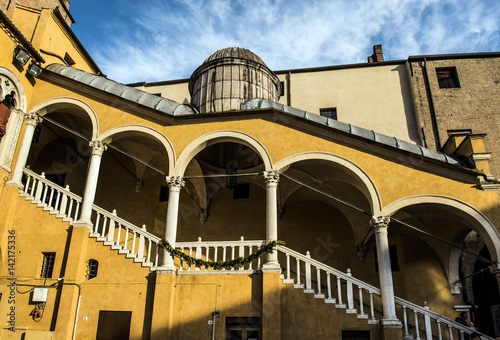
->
72;284;82;340
422;58;442;150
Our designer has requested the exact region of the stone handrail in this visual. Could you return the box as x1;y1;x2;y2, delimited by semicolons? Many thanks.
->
175;237;266;271
276;245;489;340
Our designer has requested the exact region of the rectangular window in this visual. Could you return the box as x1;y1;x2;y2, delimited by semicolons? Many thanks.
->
41;253;56;278
374;245;399;272
436;67;460;88
320;107;337;120
279;81;285;97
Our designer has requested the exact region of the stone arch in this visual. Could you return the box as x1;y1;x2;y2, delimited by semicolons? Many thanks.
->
98;125;175;175
274;151;382;215
28;97;99;139
0;67;28;171
0;66;27;111
382;195;500;263
174;130;273;176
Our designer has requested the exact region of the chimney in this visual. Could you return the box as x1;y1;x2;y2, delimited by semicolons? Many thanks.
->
368;45;384;63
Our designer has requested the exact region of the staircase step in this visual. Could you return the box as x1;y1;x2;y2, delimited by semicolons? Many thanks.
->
335;303;347;309
314;293;325;299
304;289;315;294
118;249;130;255
125;253;137;259
325;298;336;304
103;241;114;246
89;233;100;238
133;257;145;263
111;244;122;250
283;279;294;284
96;237;106;242
142;261;153;268
294;283;304;289
346;309;357;314
357;314;369;319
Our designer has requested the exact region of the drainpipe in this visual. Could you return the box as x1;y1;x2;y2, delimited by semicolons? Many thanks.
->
422;58;442;150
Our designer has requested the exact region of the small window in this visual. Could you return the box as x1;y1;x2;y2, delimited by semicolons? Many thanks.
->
64;52;75;66
279;81;284;97
87;259;99;279
373;245;399;272
41;253;56;278
320;107;337;120
436;67;460;88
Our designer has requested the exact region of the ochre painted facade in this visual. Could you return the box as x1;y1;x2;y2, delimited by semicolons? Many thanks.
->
1;2;499;340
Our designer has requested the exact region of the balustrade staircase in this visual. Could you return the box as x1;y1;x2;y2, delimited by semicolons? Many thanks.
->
18;168;492;340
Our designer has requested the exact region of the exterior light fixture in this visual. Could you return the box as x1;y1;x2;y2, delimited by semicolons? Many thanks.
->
27;61;43;78
14;45;30;65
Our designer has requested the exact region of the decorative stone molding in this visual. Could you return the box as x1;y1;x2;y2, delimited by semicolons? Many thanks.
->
263;170;279;184
450;281;462;295
25;112;43;126
370;215;390;229
89;141;107;156
477;175;500;192
166;176;185;189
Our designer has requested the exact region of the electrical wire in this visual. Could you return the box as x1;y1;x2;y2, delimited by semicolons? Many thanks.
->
280;172;494;266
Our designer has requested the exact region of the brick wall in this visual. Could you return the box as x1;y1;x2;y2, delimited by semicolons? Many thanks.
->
408;56;500;178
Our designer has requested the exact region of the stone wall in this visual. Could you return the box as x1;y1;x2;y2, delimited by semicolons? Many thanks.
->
408;56;500;178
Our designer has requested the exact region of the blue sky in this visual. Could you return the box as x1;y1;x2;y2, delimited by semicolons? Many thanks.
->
70;0;500;84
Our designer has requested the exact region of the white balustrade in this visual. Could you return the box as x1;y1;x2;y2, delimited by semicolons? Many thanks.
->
21;168;162;269
276;245;490;340
22;168;81;222
175;237;266;272
17;168;495;340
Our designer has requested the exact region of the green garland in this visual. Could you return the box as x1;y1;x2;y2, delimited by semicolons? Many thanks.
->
160;239;285;270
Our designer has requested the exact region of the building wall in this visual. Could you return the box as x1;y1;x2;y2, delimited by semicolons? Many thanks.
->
408;57;500;177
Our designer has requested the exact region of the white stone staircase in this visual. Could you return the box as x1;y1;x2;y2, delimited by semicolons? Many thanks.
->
18;168;493;339
276;245;491;340
20;168;162;270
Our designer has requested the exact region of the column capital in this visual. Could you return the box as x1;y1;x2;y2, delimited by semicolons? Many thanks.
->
24;112;42;126
166;176;185;189
370;215;390;229
263;170;279;184
89;141;107;156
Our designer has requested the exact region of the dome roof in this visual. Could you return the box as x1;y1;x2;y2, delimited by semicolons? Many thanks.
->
202;47;267;67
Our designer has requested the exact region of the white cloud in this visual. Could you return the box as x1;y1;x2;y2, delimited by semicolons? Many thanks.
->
79;0;500;83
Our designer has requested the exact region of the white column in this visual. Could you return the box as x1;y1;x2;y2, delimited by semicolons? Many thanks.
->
263;170;280;270
8;113;42;187
160;176;185;271
74;141;106;228
371;216;402;327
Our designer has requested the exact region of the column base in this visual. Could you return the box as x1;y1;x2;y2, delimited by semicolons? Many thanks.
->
381;317;403;328
262;262;281;273
381;324;403;340
71;220;93;230
5;180;23;189
156;265;177;274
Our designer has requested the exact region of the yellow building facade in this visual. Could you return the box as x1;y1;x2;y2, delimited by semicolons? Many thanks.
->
1;2;500;340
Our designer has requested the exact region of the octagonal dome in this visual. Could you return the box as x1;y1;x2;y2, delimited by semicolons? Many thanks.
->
189;47;281;113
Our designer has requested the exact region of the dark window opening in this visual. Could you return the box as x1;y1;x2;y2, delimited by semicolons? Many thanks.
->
41;253;56;278
320;107;337;120
342;330;370;340
159;185;169;202
87;259;99;279
279;81;284;97
436;67;460;88
233;183;249;199
374;244;399;272
64;52;75;66
226;317;261;340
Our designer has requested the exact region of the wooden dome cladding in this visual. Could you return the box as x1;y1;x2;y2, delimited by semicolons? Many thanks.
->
189;47;281;113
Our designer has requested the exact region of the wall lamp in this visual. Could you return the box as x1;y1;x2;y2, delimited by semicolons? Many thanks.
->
14;45;30;65
27;61;43;78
